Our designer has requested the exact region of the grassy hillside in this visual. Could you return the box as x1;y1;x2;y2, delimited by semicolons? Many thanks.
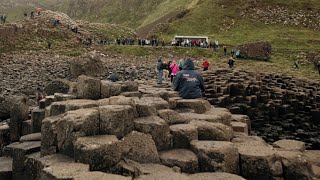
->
1;0;320;79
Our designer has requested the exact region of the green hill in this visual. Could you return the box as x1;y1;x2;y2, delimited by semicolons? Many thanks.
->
1;0;320;79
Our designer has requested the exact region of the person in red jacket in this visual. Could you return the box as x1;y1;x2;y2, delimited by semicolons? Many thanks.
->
202;59;210;71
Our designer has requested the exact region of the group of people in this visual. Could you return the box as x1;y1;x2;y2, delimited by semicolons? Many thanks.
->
156;57;206;99
0;14;7;24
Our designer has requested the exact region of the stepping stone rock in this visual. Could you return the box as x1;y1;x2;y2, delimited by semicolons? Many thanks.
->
157;109;189;125
136;97;169;117
179;108;232;125
230;121;248;135
112;159;177;177
189;172;245;180
238;145;283;179
73;171;130;180
25;153;74;180
190;120;233;141
9;96;29;142
190;140;239;174
231;114;251;133
41;114;64;156
0;157;12;180
20;132;41;142
0;124;10;156
74;135;122;171
100;80;111;98
41;162;89;179
273;139;306;152
159;149;198;173
121;131;160;164
31;108;45;133
134;116;171;150
3;141;41;177
76;75;101;100
176;99;211;114
303;150;320;166
99;105;135;138
170;124;198;149
56;108;100;157
121;81;139;92
49;99;98;116
276;150;314;180
137;171;189;180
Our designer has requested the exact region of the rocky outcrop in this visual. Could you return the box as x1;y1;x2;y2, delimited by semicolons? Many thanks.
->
236;42;272;60
0;77;318;179
70;52;104;78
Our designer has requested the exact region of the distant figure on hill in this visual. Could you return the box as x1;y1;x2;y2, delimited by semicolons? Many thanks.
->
31;11;35;18
2;14;7;24
47;41;52;49
228;57;235;69
0;15;3;24
317;61;320;75
173;58;205;99
202;59;210;71
294;60;299;69
223;46;227;56
37;8;42;16
156;57;164;84
236;50;241;58
231;49;235;57
35;87;46;102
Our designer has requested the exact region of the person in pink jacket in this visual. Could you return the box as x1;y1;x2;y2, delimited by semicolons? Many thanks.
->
170;60;179;82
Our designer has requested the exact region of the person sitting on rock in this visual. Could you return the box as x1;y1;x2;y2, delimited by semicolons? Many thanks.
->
173;58;205;99
228;57;235;69
108;72;119;82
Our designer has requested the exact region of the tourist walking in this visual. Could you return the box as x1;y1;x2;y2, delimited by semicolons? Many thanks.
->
163;61;170;81
170;60;179;83
156;57;164;84
202;59;210;71
173;58;205;99
228;57;235;69
224;46;227;56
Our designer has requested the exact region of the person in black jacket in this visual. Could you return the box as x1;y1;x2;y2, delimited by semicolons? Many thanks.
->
173;58;205;99
156;57;164;84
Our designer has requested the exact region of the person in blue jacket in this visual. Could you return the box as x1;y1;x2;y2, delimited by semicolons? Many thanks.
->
173;58;205;99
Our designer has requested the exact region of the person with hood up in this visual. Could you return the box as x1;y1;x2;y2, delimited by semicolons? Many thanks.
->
173;58;205;99
178;58;185;70
156;57;165;84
